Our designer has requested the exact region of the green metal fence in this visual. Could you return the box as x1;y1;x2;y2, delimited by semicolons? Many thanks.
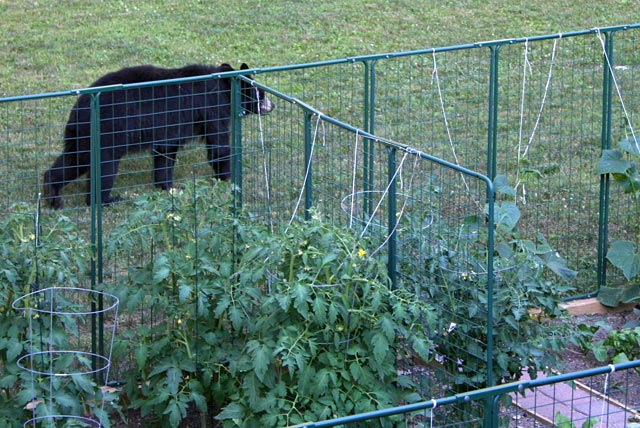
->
296;360;640;428
235;77;500;392
254;24;640;297
1;24;638;296
0;23;639;427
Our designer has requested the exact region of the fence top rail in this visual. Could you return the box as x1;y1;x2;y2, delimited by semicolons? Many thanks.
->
0;67;263;104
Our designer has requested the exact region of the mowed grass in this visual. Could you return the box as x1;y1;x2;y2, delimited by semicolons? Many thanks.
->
0;0;637;96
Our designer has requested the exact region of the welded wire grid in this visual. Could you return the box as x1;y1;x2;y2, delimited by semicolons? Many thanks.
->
504;367;640;428
293;361;640;428
258;60;368;127
494;34;615;295
0;96;71;210
601;28;640;288
371;47;492;175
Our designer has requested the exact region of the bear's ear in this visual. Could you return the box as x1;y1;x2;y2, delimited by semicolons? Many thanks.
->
220;63;234;72
240;63;250;70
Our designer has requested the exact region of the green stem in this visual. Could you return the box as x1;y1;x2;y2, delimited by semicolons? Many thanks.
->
176;328;193;359
288;251;296;283
634;191;640;250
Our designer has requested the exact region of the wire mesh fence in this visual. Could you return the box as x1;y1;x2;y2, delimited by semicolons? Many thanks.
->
0;23;639;427
1;25;638;294
296;360;640;428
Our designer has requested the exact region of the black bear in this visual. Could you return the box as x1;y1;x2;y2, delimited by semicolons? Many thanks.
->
43;63;274;209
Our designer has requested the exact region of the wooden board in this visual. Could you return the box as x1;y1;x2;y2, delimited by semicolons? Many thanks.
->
561;297;636;315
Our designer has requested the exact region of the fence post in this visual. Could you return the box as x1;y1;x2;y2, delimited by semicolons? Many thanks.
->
361;59;371;134
387;146;398;288
487;46;500;180
364;61;378;224
597;30;615;294
89;92;105;380
303;111;314;220
231;77;244;212
483;177;496;428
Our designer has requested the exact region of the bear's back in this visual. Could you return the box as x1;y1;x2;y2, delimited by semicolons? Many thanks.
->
89;64;233;87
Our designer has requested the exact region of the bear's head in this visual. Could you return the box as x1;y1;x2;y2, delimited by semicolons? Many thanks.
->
237;63;274;116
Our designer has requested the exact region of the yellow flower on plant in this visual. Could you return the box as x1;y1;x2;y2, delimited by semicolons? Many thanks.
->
357;248;367;258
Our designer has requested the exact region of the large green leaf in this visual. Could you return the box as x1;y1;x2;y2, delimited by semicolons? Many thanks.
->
596;149;631;175
166;367;182;396
495;201;520;233
152;254;171;285
135;345;148;369
598;286;640;307
247;340;270;383
606;240;640;281
542;251;578;282
494;174;516;197
597;149;640;193
216;403;245;421
371;332;389;365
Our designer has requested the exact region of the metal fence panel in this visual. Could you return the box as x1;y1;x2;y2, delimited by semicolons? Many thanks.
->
238;79;499;398
296;360;640;428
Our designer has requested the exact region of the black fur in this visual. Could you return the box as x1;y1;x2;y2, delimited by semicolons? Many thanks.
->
43;63;273;209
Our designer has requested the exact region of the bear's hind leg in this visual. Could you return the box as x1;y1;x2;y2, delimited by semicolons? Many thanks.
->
84;150;123;206
43;147;90;209
153;147;179;190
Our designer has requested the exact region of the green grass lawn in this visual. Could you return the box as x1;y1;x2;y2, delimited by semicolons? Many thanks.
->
0;0;636;96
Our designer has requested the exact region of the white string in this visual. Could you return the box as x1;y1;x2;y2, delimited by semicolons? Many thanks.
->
430;398;437;428
256;94;274;232
432;50;471;194
595;29;639;153
367;151;421;258
360;150;408;238
286;113;324;230
515;37;560;205
598;365;616;428
348;130;360;229
517;38;533;163
521;36;559;159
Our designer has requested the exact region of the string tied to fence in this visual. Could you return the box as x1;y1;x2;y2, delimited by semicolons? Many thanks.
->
256;90;274;232
364;149;421;258
348;129;360;229
431;50;471;195
595;28;639;153
519;35;559;159
429;398;437;428
515;35;560;205
598;364;617;428
286;112;325;231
